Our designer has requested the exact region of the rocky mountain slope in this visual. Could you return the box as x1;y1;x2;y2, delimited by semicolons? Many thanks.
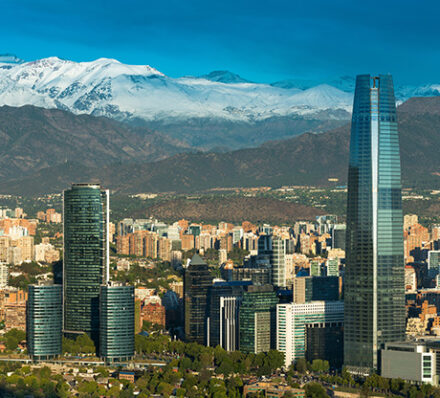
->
1;97;438;195
0;105;190;179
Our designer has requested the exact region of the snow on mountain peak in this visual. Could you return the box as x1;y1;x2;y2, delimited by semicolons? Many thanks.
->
0;55;354;122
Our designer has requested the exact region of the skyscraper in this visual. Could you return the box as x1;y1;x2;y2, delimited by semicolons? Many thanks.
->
99;284;135;363
344;75;405;373
239;285;278;354
207;280;252;351
63;183;109;344
272;237;287;288
26;283;62;361
184;254;213;344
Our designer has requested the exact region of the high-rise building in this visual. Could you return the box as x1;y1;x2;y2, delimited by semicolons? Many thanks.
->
293;276;339;304
326;258;339;277
26;284;62;361
0;263;8;287
428;251;440;271
184;254;213;344
272;237;287;288
332;224;346;251
277;301;344;369
344;75;405;373
63;183;109;343
310;260;322;277
99;284;135;363
257;234;272;266
221;265;272;286
208;281;252;351
239;285;278;354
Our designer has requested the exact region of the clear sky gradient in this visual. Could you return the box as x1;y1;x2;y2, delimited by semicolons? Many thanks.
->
1;0;439;84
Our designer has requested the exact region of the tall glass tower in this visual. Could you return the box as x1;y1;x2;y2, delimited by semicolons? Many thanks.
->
99;284;134;363
184;254;213;344
344;75;405;373
63;183;109;344
26;284;62;361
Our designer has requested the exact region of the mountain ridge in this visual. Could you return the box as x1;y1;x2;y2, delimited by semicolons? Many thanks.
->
0;104;191;179
1;97;439;195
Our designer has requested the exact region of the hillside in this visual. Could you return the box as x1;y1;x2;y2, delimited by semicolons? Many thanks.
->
0;105;190;179
0;97;439;195
144;197;324;224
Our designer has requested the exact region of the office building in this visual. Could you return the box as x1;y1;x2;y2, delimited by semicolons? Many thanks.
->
208;280;251;351
239;285;278;354
277;301;344;368
345;74;405;373
428;251;440;271
272;237;287;288
310;260;322;277
381;341;440;386
221;265;271;286
99;284;134;363
0;263;8;287
332;224;346;251
326;258;339;277
26;284;62;361
63;183;109;343
184;254;213;344
257;234;272;266
293;276;339;304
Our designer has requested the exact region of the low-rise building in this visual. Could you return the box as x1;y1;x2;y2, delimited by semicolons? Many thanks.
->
381;340;440;386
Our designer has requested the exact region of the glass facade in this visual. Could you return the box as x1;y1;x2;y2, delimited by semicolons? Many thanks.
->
344;75;405;372
239;285;278;354
272;238;287;287
26;284;62;361
184;254;213;344
99;285;135;363
63;184;109;343
208;281;251;350
277;301;344;368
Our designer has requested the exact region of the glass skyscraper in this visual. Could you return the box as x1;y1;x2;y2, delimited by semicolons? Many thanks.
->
239;285;278;354
63;183;109;343
184;254;213;344
344;75;405;373
99;284;135;363
26;284;62;361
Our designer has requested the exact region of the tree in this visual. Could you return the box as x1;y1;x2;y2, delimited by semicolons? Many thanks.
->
310;359;329;373
3;328;26;351
305;382;329;398
295;358;308;374
156;381;173;397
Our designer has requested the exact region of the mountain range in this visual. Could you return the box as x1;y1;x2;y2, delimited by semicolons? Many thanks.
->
0;105;189;179
1;55;440;151
0;97;439;195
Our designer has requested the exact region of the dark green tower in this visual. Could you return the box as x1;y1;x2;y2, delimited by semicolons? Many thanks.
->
344;75;405;373
239;284;278;354
63;183;109;343
26;284;62;361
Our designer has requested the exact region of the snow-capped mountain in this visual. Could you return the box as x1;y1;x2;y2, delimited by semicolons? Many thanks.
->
0;56;353;123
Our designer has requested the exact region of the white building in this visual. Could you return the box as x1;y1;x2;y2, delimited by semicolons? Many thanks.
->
381;341;439;386
277;301;344;367
0;263;8;287
219;249;228;265
34;243;54;262
405;266;417;291
272;237;287;288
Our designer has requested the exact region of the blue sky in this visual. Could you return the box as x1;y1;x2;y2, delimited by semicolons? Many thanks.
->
1;0;439;84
